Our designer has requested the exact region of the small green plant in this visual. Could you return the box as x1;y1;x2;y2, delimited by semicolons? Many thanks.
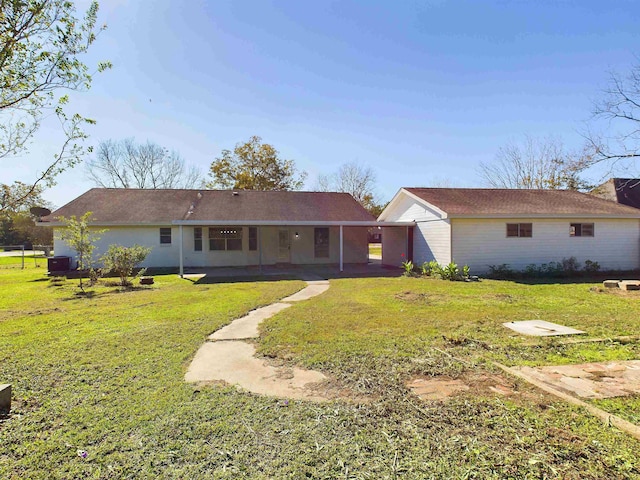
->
441;262;460;281
488;263;515;279
462;265;470;278
57;212;106;292
401;259;414;276
420;260;440;276
584;259;601;273
101;244;152;286
561;256;581;275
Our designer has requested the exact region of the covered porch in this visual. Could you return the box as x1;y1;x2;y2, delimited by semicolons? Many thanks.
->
173;220;414;277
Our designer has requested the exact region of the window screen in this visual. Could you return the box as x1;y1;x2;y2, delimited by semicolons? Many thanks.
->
506;223;532;238
249;227;257;251
194;227;202;251
160;227;172;244
570;223;594;237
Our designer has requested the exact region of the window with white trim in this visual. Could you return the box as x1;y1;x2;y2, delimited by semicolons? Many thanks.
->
194;227;202;251
506;223;532;238
570;223;594;237
248;227;257;251
209;227;242;251
160;227;172;244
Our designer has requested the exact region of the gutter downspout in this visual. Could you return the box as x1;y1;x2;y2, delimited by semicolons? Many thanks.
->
258;226;262;274
339;225;344;272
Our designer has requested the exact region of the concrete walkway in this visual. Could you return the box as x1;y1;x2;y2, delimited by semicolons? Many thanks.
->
185;275;331;401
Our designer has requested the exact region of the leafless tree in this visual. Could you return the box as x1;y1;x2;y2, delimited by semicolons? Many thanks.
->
584;62;640;175
86;138;204;189
479;135;590;190
316;161;383;215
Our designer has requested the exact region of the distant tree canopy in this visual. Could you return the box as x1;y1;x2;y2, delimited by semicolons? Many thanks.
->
316;162;385;216
86;138;204;189
0;0;110;212
207;136;307;191
0;183;53;246
479;135;591;190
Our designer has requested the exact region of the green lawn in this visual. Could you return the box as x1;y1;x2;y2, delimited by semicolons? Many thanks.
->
0;254;48;268
368;243;381;256
1;268;639;478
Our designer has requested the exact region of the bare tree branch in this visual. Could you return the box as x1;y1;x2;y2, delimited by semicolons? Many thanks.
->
86;138;205;189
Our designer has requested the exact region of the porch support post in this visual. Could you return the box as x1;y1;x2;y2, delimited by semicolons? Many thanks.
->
258;226;262;273
339;225;344;272
179;225;184;278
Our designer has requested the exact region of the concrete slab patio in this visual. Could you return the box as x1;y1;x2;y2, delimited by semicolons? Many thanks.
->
513;360;640;399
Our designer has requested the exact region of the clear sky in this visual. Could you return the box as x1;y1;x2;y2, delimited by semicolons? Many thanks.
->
3;0;639;208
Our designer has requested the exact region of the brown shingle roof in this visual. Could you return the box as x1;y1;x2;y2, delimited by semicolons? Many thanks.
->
591;178;640;210
43;188;375;224
404;188;640;216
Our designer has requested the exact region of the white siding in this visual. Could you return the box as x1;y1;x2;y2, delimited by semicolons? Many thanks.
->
451;218;640;273
53;225;368;269
382;194;452;266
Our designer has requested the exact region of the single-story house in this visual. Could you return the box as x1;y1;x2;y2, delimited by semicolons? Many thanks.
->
591;178;640;210
40;188;410;275
377;188;640;273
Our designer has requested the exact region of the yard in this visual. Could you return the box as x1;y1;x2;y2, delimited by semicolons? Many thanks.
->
1;265;639;478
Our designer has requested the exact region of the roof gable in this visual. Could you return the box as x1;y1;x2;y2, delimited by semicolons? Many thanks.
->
389;188;640;217
592;178;640;210
43;188;375;224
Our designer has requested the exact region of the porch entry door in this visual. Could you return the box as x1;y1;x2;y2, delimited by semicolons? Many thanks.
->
278;229;291;262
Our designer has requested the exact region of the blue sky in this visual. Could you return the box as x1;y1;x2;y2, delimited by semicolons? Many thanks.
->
4;0;639;207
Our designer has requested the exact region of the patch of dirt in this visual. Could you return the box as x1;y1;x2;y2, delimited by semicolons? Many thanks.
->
485;293;517;303
407;373;519;401
395;291;447;305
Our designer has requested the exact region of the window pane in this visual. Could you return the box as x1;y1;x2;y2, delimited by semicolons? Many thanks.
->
519;223;532;237
506;224;518;237
194;227;202;251
160;228;172;244
249;227;257;251
314;228;330;258
582;223;594;237
570;224;578;237
210;239;225;250
227;238;242;251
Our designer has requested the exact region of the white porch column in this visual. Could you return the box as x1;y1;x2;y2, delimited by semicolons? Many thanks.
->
258;226;262;273
179;225;184;278
339;225;344;272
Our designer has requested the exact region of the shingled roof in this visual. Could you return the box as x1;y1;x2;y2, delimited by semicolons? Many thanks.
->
402;188;640;217
591;178;640;210
42;188;376;225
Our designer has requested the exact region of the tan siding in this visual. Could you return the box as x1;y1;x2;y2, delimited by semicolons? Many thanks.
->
451;218;640;273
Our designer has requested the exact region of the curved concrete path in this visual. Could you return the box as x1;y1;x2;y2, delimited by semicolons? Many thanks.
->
185;276;330;401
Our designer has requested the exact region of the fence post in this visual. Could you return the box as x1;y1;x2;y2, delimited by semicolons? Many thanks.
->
21;244;25;270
